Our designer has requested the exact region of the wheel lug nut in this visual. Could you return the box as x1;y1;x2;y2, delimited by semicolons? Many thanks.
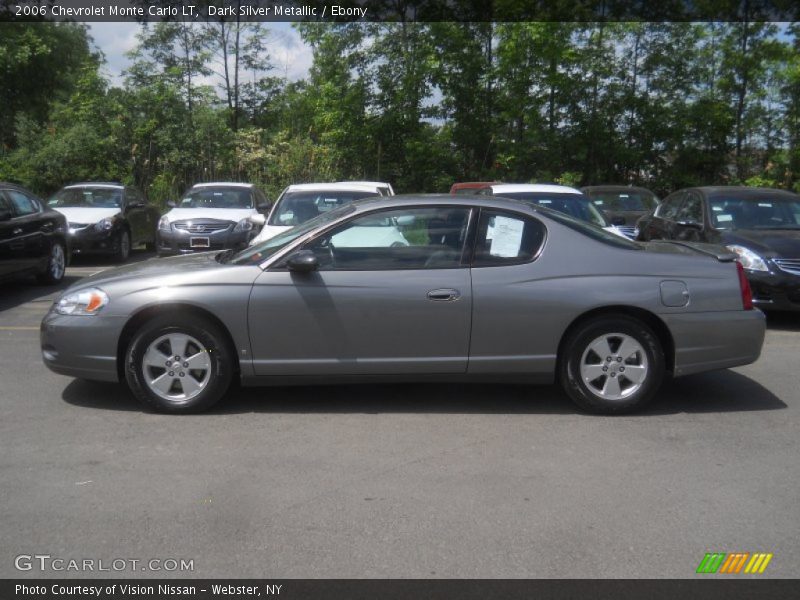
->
183;362;189;368
610;373;616;377
602;366;608;372
174;356;180;361
165;360;171;366
619;367;625;372
179;372;185;377
606;356;612;362
617;357;622;362
168;371;174;377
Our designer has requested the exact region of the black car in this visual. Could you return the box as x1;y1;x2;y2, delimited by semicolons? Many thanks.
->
637;186;800;311
0;182;70;284
581;185;660;238
47;182;161;262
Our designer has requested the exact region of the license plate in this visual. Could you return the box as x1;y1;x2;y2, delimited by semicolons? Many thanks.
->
190;237;210;248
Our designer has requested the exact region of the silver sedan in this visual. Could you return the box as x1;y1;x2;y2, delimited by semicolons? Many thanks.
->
41;195;766;414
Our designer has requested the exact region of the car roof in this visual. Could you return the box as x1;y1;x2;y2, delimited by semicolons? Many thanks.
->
191;182;254;189
63;182;124;189
337;180;391;188
490;183;583;195
347;193;549;215
689;186;800;198
285;182;382;193
581;185;655;194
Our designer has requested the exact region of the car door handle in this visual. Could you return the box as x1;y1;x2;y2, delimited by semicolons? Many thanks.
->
427;288;460;301
12;227;23;235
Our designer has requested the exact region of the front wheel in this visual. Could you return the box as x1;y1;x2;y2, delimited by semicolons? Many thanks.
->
559;316;664;414
37;240;66;284
114;229;131;263
125;315;233;413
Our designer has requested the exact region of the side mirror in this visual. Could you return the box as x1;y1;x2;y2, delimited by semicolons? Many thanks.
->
286;250;318;273
249;213;266;227
610;216;626;226
166;200;176;208
0;209;12;222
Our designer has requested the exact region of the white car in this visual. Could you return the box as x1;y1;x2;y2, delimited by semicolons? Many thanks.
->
156;182;270;255
249;182;384;246
337;180;395;196
479;183;629;238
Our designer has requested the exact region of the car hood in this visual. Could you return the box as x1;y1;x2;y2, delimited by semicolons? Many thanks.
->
69;252;226;290
720;229;800;258
53;207;120;224
163;208;256;223
249;224;292;246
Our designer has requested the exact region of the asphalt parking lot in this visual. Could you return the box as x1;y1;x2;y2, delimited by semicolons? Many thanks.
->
1;252;798;579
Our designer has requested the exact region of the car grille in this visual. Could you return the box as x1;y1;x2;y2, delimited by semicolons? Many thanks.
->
172;222;231;233
773;258;800;276
616;226;637;239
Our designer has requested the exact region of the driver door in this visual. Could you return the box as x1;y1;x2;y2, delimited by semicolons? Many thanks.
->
247;206;474;376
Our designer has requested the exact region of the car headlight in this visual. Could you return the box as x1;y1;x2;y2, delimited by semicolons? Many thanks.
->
234;218;254;233
726;245;768;272
94;217;116;231
158;216;171;231
55;288;109;316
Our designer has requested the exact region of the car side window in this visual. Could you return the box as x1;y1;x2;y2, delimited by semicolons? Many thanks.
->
677;193;704;224
0;191;12;213
472;209;546;267
6;190;39;216
302;206;473;271
655;193;684;221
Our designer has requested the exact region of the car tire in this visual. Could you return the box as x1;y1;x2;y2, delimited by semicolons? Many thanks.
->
36;240;67;285
125;314;233;413
115;228;131;263
559;315;664;414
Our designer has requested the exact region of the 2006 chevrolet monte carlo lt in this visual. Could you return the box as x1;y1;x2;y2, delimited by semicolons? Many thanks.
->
40;195;766;414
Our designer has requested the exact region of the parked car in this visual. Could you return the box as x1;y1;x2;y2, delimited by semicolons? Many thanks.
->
450;181;499;195
248;182;383;245
636;186;800;311
156;182;270;256
48;182;159;262
0;182;69;284
478;183;629;238
42;195;764;415
581;185;660;238
337;181;395;196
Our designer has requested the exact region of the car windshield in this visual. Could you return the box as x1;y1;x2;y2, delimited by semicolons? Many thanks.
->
498;192;609;227
48;187;122;208
586;190;658;211
539;206;642;249
268;190;378;226
708;194;800;230
179;187;253;209
231;205;357;265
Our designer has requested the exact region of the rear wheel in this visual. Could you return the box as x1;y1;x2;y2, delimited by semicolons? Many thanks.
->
125;315;233;413
37;240;66;284
559;315;664;414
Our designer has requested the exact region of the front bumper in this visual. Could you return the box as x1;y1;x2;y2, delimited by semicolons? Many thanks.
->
41;310;125;382
746;268;800;312
67;224;122;255
662;309;766;377
156;227;253;256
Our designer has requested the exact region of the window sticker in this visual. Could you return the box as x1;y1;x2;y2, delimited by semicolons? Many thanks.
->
489;216;524;258
716;214;733;223
758;202;773;208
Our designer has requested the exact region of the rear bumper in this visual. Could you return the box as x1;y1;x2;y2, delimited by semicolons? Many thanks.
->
662;310;766;377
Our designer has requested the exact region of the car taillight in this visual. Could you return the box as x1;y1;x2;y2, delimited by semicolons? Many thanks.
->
736;260;753;310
